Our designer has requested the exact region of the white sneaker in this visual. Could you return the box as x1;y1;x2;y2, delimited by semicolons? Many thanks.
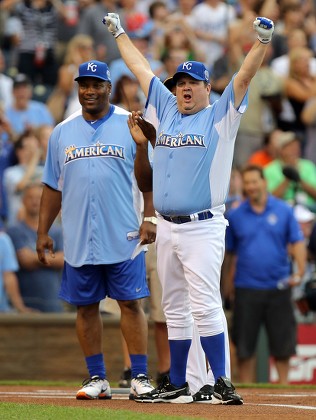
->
76;375;112;400
129;374;154;400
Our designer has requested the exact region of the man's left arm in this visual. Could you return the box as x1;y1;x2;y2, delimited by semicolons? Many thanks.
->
233;17;274;108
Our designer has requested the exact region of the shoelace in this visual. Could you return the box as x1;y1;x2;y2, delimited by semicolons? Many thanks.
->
81;376;102;387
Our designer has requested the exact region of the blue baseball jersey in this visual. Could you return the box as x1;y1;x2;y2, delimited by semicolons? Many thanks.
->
226;195;304;289
43;105;142;267
144;76;248;215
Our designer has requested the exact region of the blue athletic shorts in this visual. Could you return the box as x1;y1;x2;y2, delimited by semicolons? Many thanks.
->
59;253;149;306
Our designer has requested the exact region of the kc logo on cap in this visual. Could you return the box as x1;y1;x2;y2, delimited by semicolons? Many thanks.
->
75;60;111;83
173;61;210;83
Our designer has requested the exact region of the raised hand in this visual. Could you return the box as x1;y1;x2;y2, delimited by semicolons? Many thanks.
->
102;13;125;38
253;17;274;44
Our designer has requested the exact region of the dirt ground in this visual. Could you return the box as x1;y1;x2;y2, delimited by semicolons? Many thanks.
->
1;385;316;419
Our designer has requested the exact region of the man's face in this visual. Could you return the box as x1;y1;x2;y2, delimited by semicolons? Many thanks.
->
13;84;32;109
280;140;300;164
77;78;111;117
242;170;266;203
175;75;210;115
22;185;42;217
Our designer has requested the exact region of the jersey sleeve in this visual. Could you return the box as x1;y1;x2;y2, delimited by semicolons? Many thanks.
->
219;76;248;115
144;76;176;130
42;125;62;191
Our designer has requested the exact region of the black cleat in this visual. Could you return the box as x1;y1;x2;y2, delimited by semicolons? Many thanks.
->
156;370;170;387
118;368;131;388
193;384;214;403
211;376;243;405
134;374;193;403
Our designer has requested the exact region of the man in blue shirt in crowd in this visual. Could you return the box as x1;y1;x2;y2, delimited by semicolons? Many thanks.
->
224;164;306;384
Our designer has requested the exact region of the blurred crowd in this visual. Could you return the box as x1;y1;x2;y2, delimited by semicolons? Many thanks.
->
0;0;316;322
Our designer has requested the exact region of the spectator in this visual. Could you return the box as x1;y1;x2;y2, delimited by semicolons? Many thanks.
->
248;129;281;168
145;1;171;51
233;44;284;168
190;0;236;70
7;183;64;312
0;229;32;313
279;46;316;143
168;0;197;24
271;28;316;78
5;74;54;137
0;48;13;110
55;0;95;65
271;1;305;60
308;218;316;262
225;167;244;213
160;48;190;81
292;204;315;319
224;164;306;384
77;0;121;64
3;129;43;226
211;0;280;95
264;131;316;208
153;19;205;65
48;33;95;121
109;27;164;93
300;96;316;165
0;7;24;72
1;0;65;88
35;124;53;165
111;75;144;112
0;105;16;223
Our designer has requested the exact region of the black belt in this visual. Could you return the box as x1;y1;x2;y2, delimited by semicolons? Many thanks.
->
161;210;213;224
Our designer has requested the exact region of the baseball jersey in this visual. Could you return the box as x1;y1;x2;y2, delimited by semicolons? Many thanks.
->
43;105;142;267
144;76;248;216
226;195;304;289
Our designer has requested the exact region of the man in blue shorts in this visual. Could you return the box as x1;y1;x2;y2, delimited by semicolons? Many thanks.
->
36;60;156;400
103;12;275;404
224;165;306;384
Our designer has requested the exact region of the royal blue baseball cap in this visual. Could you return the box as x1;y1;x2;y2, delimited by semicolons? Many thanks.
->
75;60;111;83
173;61;210;84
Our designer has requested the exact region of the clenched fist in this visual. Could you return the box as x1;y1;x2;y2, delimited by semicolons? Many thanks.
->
102;13;125;38
253;17;274;44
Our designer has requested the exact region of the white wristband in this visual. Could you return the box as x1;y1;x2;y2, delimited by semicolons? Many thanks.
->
144;217;157;225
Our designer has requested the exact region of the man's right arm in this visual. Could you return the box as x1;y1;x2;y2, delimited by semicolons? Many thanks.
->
103;13;154;97
36;185;62;265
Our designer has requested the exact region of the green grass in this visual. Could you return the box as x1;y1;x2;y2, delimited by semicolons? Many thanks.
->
0;402;197;420
0;381;208;420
